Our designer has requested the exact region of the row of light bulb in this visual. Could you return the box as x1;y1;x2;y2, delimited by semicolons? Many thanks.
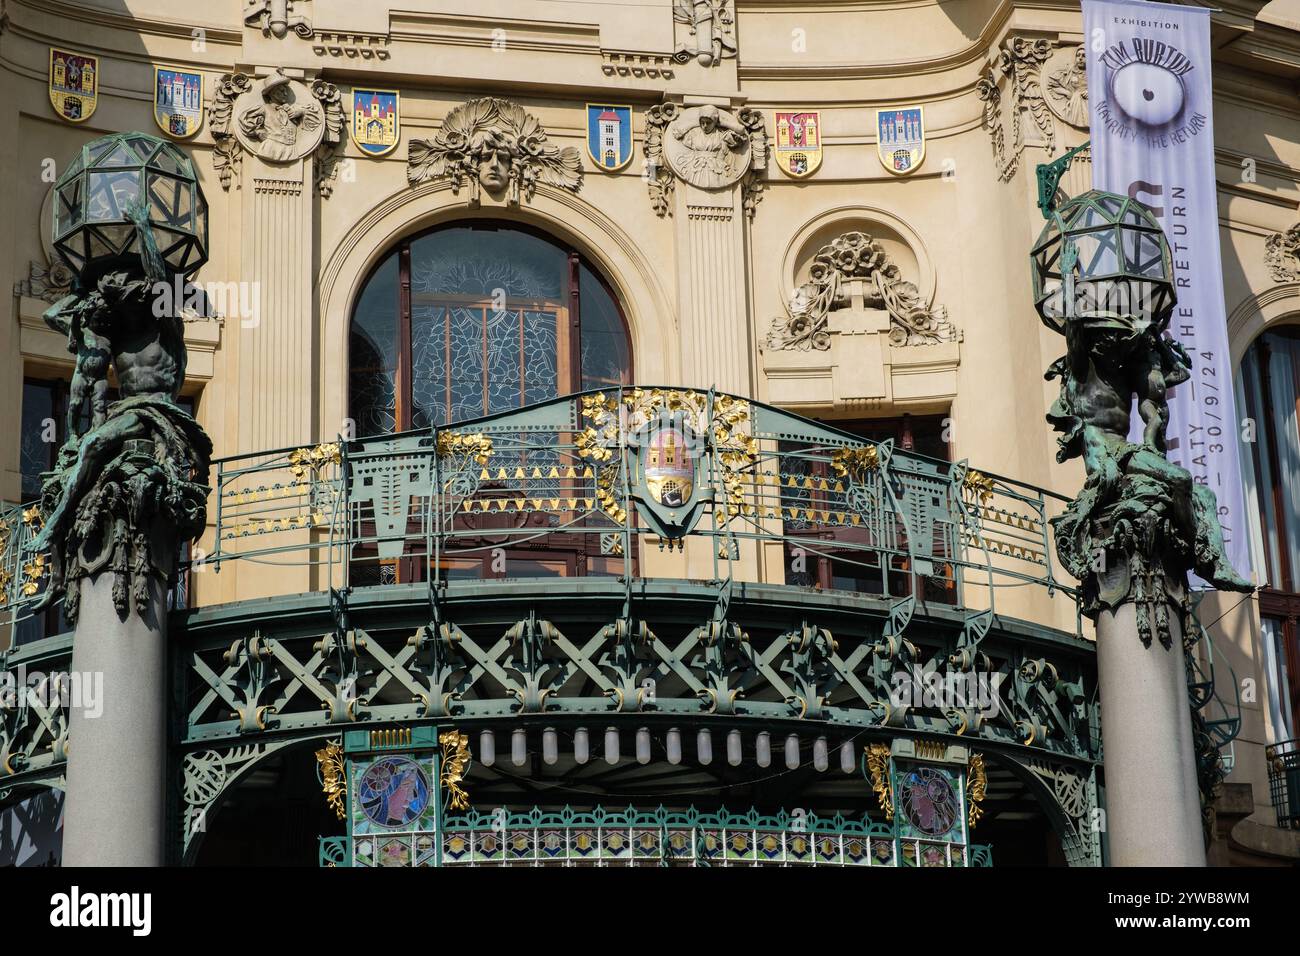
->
477;727;859;774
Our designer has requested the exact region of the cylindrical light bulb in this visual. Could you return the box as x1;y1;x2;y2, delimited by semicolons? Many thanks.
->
479;729;496;768
666;728;682;765
697;729;713;765
604;726;620;764
542;727;558;765
574;727;589;764
636;727;651;764
727;729;742;766
511;728;527;766
785;734;800;770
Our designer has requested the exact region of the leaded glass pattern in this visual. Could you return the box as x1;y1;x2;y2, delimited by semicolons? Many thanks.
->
348;223;630;437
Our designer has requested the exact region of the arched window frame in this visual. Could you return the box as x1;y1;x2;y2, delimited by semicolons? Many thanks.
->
348;220;633;435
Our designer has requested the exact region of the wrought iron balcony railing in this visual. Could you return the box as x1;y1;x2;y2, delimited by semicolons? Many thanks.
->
1267;737;1300;829
1;386;1078;628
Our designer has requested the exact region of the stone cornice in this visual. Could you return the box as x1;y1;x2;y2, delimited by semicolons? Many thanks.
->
7;0;241;46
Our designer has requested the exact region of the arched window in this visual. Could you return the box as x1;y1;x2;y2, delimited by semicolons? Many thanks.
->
349;222;631;436
1239;327;1300;741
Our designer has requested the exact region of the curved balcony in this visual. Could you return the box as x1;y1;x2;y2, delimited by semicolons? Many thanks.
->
0;387;1101;866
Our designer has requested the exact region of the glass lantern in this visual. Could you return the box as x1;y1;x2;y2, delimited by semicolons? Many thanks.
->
1030;190;1174;335
51;131;208;284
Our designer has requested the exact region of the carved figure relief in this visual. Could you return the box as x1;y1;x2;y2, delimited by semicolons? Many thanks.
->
673;0;737;67
1265;223;1300;282
644;102;766;217
766;232;958;351
209;69;343;192
236;70;325;162
1045;46;1089;129
407;97;582;206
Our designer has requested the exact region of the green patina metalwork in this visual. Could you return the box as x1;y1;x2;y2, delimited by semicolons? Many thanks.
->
1035;140;1090;219
1031;192;1251;647
28;131;213;623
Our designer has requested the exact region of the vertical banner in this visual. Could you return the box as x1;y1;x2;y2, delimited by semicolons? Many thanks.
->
1084;0;1252;584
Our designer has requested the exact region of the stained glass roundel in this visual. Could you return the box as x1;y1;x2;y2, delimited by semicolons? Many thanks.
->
357;755;431;829
899;767;959;837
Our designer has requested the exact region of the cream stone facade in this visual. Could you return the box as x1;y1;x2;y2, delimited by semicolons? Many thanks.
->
3;0;1300;865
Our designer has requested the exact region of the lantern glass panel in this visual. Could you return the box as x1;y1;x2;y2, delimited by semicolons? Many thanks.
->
56;178;84;236
1124;230;1167;278
147;172;189;227
150;147;184;176
1094;194;1123;218
94;142;138;169
87;140;116;165
1073;229;1122;278
128;136;157;162
86;169;141;222
97;222;135;254
1122;206;1148;227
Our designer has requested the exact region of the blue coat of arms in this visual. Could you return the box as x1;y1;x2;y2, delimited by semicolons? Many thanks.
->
876;106;926;175
586;104;633;171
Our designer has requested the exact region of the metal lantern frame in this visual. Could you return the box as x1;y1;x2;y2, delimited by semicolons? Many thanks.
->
1030;189;1174;334
52;131;208;282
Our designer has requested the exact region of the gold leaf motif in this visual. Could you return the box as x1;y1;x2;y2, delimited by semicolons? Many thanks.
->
439;729;473;812
831;446;879;483
967;751;987;829
865;742;893;821
315;739;346;821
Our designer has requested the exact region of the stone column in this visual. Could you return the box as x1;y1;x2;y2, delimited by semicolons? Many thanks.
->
1096;595;1206;866
61;573;169;867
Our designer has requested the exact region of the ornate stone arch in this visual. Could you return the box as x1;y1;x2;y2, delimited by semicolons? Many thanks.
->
776;203;938;314
318;180;676;437
1228;281;1300;367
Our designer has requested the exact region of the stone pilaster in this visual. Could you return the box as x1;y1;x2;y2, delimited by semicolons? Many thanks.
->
674;183;752;394
238;155;316;453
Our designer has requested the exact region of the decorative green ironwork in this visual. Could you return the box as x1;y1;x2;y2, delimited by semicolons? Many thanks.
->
1035;140;1089;219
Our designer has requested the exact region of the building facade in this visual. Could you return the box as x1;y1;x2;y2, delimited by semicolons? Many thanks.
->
1;0;1299;866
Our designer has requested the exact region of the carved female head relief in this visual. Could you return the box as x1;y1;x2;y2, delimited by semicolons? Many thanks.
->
407;97;582;207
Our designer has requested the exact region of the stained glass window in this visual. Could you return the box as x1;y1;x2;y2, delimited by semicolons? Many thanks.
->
348;223;632;436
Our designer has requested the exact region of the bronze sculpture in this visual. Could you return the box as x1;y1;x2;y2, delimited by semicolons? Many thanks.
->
1033;191;1251;647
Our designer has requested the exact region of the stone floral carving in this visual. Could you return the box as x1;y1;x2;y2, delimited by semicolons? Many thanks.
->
407;97;582;206
1265;223;1300;282
672;0;737;67
208;69;343;192
766;232;958;350
644;102;767;217
244;0;312;39
1045;46;1089;129
976;37;1056;182
13;259;74;304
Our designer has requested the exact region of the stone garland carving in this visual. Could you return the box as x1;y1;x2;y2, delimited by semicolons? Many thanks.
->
407;97;582;206
975;37;1056;183
208;69;344;195
1265;223;1300;282
244;0;313;39
766;231;959;351
643;103;767;218
672;0;737;67
1045;46;1089;130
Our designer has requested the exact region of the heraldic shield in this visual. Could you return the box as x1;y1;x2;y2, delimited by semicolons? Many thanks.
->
632;411;707;541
